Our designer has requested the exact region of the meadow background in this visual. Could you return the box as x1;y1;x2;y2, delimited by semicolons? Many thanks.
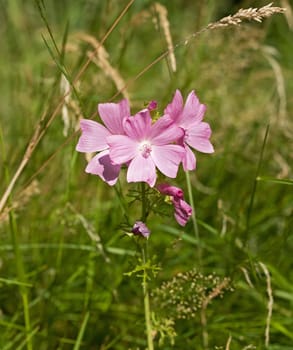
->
0;0;292;349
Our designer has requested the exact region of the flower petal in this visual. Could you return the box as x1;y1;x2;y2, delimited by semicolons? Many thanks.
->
85;150;121;186
107;135;138;164
98;99;130;135
179;90;206;127
127;154;156;187
132;221;151;238
182;145;196;171
173;198;192;226
186;122;214;153
152;144;184;178
76;119;110;153
123;110;152;140
150;115;183;145
164;89;183;122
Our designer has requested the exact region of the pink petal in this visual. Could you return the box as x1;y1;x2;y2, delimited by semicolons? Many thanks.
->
152;144;184;178
127;154;156;187
157;183;184;199
173;198;192;226
164;89;183;122
182;145;196;171
85;151;121;186
179;91;206;127
76;119;110;153
150;115;183;145
123;110;152;140
186;122;214;153
98;99;130;135
107;135;138;164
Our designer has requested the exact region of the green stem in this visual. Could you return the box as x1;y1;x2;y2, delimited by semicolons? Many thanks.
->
141;182;147;222
142;245;154;350
140;183;153;350
1;122;32;350
185;171;202;265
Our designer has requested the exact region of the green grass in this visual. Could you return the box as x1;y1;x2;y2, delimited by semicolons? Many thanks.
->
0;0;292;349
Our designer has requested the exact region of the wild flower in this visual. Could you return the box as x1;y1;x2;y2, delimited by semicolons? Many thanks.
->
76;90;213;189
131;221;151;238
157;183;192;226
107;109;185;187
165;89;214;170
76;99;130;185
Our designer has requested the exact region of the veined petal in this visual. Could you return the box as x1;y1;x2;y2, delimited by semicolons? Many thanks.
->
127;154;156;187
107;135;138;164
179;90;206;126
152;144;184;178
85;150;121;186
98;99;130;135
123;110;152;140
186;122;214;153
76;119;110;152
164;89;183;122
150;115;183;145
182;145;196;171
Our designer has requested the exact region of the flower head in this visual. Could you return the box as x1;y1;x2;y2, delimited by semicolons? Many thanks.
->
157;183;192;226
173;197;192;226
132;221;151;238
107;110;185;187
165;90;214;171
76;99;130;185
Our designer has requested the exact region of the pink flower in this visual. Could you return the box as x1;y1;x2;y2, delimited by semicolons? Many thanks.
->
173;197;192;227
157;183;192;226
76;99;130;185
107;110;185;187
132;221;151;238
165;90;214;171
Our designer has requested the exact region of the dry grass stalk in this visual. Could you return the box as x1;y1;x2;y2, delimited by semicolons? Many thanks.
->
225;335;232;350
259;262;273;348
60;74;71;137
78;33;130;100
262;45;287;124
201;278;231;348
280;0;293;29
240;266;255;288
60;73;84;136
207;3;285;30
153;2;176;72
0;180;40;224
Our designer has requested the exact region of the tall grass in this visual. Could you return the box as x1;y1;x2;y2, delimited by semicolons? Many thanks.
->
0;1;292;349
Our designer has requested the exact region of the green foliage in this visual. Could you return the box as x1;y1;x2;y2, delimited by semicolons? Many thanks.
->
0;0;292;349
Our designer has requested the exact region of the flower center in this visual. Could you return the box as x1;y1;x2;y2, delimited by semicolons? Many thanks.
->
139;141;152;158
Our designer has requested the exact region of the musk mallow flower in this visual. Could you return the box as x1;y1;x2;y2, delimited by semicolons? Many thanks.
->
157;183;192;226
164;89;214;171
76;99;130;185
107;109;185;187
